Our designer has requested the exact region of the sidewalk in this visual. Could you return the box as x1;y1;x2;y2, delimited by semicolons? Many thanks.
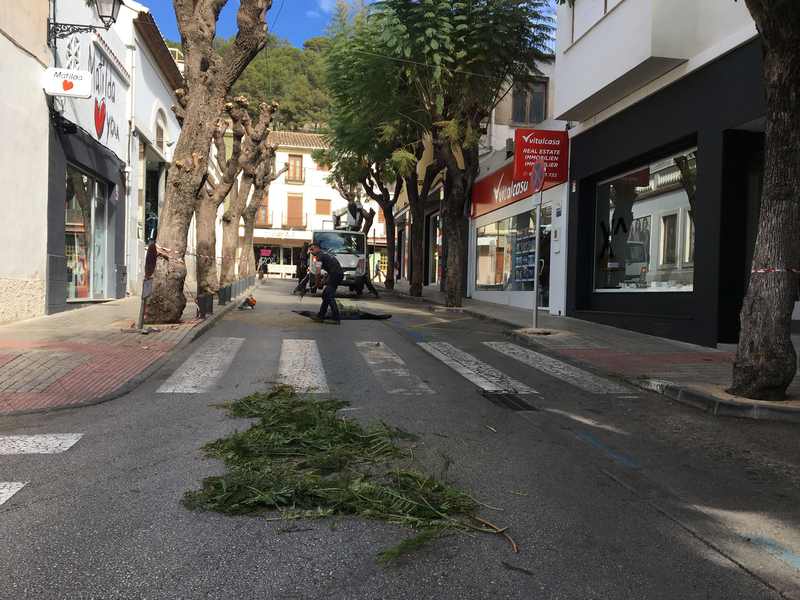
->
0;291;247;416
380;280;800;423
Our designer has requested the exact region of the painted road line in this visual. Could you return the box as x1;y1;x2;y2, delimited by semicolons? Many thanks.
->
484;341;629;394
418;342;535;394
355;341;434;395
157;337;245;394
277;339;329;393
0;482;26;506
0;433;83;454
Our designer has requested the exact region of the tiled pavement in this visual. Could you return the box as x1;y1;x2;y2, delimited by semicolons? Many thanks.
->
0;294;238;416
381;281;800;412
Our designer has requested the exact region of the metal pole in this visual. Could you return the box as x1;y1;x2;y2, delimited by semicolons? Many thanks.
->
533;198;542;329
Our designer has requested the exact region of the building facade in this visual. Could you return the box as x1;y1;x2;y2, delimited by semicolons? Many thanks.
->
251;131;387;278
0;1;52;322
554;0;782;346
0;0;181;325
466;59;570;316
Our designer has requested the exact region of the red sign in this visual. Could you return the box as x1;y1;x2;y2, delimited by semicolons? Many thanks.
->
472;162;532;218
513;129;569;185
260;248;271;257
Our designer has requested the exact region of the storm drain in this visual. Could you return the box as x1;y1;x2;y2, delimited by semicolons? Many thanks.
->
481;390;539;412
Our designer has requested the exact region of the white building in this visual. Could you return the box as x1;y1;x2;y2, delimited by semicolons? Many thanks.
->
251;131;387;278
553;0;772;346
0;1;52;322
0;0;182;324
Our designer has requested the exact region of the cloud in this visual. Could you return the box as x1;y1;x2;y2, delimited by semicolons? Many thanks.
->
318;0;336;12
306;9;321;18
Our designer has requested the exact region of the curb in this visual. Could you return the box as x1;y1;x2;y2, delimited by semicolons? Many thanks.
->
507;329;800;425
377;285;800;425
0;287;254;418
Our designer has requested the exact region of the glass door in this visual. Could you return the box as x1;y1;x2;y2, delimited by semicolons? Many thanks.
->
91;180;108;299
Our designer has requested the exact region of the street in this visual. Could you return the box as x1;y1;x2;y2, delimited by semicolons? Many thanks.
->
1;279;798;599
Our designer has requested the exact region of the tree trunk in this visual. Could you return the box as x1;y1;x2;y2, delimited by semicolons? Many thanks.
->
409;187;426;297
239;210;257;277
195;193;219;296
730;5;800;400
384;210;396;290
442;169;467;307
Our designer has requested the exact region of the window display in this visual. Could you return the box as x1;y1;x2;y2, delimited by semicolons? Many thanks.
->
595;148;696;292
476;207;551;305
65;165;108;300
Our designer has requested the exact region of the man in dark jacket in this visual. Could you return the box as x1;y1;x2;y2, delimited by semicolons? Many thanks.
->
308;243;343;324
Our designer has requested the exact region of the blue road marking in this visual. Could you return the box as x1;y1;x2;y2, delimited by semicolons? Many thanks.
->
575;430;640;469
747;536;800;571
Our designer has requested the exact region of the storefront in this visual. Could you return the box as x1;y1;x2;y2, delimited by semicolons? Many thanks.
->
566;40;768;346
468;157;568;314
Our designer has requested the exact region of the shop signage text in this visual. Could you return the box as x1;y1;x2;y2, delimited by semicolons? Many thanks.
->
43;68;92;98
472;162;532;218
513;129;569;185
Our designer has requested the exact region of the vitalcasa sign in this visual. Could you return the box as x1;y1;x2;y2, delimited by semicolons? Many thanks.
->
471;162;532;218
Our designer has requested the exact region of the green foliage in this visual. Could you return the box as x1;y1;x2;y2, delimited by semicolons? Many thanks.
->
184;386;491;562
372;0;555;146
224;34;332;130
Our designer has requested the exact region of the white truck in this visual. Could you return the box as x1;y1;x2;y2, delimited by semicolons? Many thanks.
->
310;230;368;296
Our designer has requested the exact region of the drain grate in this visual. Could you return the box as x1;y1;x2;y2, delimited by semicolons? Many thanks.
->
481;391;539;411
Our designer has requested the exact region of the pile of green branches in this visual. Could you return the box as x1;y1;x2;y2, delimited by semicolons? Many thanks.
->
184;386;513;562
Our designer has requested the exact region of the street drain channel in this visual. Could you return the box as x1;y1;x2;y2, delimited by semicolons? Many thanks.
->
481;391;539;411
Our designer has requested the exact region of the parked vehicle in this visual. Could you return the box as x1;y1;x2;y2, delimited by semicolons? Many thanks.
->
310;230;368;295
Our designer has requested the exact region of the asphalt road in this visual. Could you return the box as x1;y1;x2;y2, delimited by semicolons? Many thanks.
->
1;279;799;600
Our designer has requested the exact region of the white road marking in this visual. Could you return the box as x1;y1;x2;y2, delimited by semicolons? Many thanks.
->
277;339;329;393
0;433;83;454
418;342;535;394
0;482;26;506
157;337;245;393
484;342;629;394
355;341;434;395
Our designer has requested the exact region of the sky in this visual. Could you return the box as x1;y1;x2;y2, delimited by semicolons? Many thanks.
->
136;0;340;47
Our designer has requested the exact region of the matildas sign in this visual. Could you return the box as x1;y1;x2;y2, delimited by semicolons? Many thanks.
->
43;68;92;99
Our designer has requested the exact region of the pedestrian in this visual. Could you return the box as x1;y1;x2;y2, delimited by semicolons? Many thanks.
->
308;242;343;324
373;260;384;283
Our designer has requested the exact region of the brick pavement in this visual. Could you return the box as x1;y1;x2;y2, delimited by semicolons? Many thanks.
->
0;295;235;416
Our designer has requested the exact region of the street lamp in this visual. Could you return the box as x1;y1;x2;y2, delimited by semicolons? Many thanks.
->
48;0;123;47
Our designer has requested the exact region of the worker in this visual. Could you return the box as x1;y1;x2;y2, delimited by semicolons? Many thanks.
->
308;243;343;324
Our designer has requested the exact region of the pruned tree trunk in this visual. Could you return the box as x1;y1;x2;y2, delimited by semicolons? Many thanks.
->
437;141;478;307
145;0;272;323
220;102;277;286
361;173;403;290
195;191;220;295
404;159;440;297
238;209;257;277
730;1;800;400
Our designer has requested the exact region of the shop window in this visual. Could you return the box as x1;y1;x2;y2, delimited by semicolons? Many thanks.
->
475;207;552;305
65;164;109;300
594;148;697;292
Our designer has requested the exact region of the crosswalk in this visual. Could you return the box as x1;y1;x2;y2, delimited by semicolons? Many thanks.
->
154;336;630;399
0;433;83;507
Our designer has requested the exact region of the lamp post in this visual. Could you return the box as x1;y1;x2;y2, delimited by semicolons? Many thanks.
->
48;0;122;47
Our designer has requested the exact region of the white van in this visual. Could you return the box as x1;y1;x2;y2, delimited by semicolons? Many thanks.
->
311;230;368;295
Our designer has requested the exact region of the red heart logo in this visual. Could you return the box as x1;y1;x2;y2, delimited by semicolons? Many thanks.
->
94;98;106;139
62;80;74;91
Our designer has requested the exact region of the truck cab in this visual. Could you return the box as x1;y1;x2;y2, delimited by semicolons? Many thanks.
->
311;230;368;295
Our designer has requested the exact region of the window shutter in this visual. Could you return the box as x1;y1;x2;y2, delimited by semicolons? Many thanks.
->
287;194;304;227
315;199;330;215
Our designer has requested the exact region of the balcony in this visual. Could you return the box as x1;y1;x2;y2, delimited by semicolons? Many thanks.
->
282;213;309;230
554;0;704;121
285;167;306;185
